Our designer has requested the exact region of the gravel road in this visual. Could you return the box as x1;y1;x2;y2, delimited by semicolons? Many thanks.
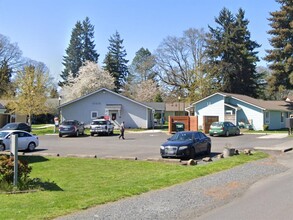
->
56;155;287;220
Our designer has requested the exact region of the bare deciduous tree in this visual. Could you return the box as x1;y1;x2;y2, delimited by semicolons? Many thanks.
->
155;28;213;101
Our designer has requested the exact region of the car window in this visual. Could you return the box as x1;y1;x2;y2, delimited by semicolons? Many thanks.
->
91;121;107;125
62;121;75;125
2;123;17;129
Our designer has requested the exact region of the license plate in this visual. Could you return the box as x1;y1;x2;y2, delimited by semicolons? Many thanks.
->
166;148;175;154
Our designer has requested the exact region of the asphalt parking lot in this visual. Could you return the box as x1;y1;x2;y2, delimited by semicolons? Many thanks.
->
31;131;293;160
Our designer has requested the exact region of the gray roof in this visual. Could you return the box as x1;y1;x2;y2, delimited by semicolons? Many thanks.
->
192;92;293;112
143;102;165;111
59;88;154;110
220;92;293;111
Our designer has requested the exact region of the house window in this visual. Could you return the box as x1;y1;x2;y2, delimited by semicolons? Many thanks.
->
281;112;285;123
265;111;270;124
91;111;98;119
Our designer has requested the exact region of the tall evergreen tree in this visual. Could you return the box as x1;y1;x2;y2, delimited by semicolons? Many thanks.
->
130;47;156;83
0;60;12;96
264;0;293;98
103;31;129;92
205;8;260;97
60;17;99;86
82;17;99;63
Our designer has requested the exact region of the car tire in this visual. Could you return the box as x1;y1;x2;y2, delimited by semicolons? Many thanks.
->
210;133;213;137
225;131;229;137
27;142;36;152
59;133;62;137
0;144;5;151
90;133;94;136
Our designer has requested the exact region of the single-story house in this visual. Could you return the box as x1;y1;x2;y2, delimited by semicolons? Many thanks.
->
59;88;155;129
188;92;293;131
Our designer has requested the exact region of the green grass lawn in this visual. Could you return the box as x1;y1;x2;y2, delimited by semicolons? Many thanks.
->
0;152;268;220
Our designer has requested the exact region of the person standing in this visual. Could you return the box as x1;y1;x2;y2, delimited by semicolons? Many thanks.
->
119;121;125;139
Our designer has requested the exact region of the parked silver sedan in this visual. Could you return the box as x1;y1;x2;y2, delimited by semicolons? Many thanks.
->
0;130;39;152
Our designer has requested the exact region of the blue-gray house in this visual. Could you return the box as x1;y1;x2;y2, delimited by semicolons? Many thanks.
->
59;88;155;129
189;92;293;131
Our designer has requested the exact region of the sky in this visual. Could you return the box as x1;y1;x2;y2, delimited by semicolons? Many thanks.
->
0;0;280;83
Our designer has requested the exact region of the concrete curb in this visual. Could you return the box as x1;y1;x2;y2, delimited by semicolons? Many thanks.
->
254;146;293;153
103;156;138;160
66;154;97;158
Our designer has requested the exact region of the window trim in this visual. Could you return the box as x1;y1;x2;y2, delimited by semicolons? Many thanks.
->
91;111;98;119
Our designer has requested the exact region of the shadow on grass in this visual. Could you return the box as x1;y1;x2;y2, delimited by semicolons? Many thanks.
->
34;179;64;191
19;155;49;164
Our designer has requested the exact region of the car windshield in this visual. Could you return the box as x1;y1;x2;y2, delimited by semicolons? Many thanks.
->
2;123;17;129
211;122;223;127
61;121;76;126
91;121;107;125
169;132;193;141
0;131;10;138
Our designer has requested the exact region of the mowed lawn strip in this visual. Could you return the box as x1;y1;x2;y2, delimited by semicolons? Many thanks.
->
1;152;268;220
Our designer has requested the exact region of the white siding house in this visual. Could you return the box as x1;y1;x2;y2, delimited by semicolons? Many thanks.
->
59;88;155;129
190;92;293;131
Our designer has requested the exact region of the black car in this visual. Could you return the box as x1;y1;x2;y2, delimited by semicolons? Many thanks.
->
1;122;32;132
160;131;211;159
59;120;85;137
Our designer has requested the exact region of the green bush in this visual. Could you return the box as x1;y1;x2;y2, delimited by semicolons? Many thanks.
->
0;155;32;185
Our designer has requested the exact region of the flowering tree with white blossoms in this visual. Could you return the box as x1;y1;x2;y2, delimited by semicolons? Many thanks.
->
61;61;115;102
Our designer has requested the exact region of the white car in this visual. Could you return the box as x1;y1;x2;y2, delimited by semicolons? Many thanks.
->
0;130;39;152
90;119;114;136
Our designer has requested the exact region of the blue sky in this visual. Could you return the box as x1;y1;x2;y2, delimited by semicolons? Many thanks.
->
0;0;279;82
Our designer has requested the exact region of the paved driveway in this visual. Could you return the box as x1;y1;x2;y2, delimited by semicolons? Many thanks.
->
30;131;292;160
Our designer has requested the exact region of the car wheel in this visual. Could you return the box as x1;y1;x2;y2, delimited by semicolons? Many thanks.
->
0;144;5;151
210;133;213;137
90;133;94;136
59;133;62;137
27;142;36;152
225;131;229;137
190;148;195;159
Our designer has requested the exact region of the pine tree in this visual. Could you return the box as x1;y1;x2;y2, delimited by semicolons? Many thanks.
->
264;0;293;98
103;31;129;92
130;47;156;83
206;8;260;97
0;60;12;96
82;17;99;63
60;17;99;86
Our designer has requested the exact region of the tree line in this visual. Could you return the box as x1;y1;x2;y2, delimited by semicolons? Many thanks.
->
0;0;292;123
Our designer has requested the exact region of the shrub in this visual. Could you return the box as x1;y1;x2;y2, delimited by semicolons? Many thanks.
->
0;155;32;184
263;124;269;131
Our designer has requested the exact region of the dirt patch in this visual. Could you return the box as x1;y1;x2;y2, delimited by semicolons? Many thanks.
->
204;181;243;200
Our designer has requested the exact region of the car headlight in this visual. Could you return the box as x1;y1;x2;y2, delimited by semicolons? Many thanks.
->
179;146;188;150
160;146;165;150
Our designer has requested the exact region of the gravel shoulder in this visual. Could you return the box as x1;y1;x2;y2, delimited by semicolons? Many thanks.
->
55;155;288;220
